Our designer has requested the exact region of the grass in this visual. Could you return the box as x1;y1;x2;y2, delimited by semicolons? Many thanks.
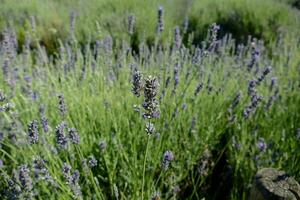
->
0;2;300;200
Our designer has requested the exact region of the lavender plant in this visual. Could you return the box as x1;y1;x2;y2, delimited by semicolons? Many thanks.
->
156;6;164;35
0;6;299;200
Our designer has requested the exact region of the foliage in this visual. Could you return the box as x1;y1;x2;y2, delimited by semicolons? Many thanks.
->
0;0;299;54
0;2;300;200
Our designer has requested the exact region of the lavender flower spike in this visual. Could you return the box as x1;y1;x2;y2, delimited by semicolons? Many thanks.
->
132;68;143;97
28;120;39;144
58;94;67;117
18;165;33;191
68;128;80;144
161;150;174;170
55;122;68;149
156;6;164;34
142;76;160;119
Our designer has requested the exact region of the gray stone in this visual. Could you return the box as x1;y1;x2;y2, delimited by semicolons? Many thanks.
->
250;168;300;200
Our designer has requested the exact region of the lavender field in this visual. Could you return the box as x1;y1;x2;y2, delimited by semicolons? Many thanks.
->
0;0;300;199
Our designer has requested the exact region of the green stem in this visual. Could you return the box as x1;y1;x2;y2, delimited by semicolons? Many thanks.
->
75;146;104;199
153;170;162;189
142;134;151;200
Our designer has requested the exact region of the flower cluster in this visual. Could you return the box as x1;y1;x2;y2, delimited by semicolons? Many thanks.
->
131;68;143;97
55;122;68;149
62;163;82;197
28;120;39;144
161;150;174;170
156;6;164;34
142;76;160;120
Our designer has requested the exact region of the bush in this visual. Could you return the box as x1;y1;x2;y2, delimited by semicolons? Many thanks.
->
188;0;300;44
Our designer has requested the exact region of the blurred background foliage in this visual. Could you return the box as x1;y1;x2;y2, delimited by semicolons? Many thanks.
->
0;0;299;54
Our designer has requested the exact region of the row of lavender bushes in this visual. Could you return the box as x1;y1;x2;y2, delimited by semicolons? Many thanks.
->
1;0;299;55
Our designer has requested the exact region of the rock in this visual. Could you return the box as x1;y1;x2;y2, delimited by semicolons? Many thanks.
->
250;168;300;200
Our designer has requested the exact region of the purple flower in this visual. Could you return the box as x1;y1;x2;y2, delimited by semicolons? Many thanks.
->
18;165;32;191
103;36;113;55
0;102;12;112
99;140;107;152
194;83;203;96
62;163;81;197
173;26;181;49
62;163;82;197
33;157;46;171
128;14;135;35
243;107;252;119
156;6;164;34
248;80;257;96
55;122;68;149
132;68;143;97
88;156;98;167
161;150;174;170
62;163;72;184
72;170;80;185
41;116;49;133
266;88;279;110
243;93;263;119
257;66;272;84
257;138;267;152
145;122;156;134
231;91;242;109
248;42;260;71
69;11;76;41
68;128;80;144
208;23;220;52
58;94;67;117
263;66;272;76
0;91;5;102
33;157;54;183
24;75;31;83
28;120;39;144
270;77;278;91
172;62;180;94
142;76;160;119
